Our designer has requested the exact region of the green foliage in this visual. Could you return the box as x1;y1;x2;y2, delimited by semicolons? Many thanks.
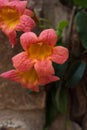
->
38;18;54;29
44;82;67;129
76;12;87;49
60;0;68;5
60;0;73;7
56;85;67;114
43;127;49;130
66;60;86;87
56;20;68;38
53;61;68;78
73;0;87;8
44;86;58;129
44;5;87;129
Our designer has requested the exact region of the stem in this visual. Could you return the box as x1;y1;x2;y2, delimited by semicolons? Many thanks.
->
66;6;77;49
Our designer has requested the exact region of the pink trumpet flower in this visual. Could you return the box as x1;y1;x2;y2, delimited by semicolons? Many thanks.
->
0;0;35;47
0;67;59;92
12;29;69;76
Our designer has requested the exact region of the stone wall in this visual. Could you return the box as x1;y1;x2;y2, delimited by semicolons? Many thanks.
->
0;24;45;130
0;0;72;130
0;0;86;130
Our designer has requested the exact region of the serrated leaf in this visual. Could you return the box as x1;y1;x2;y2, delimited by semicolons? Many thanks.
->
73;0;87;8
76;12;87;49
66;60;86;87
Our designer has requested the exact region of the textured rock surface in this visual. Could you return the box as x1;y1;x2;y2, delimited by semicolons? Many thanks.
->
43;0;71;27
29;0;43;16
0;0;71;129
0;85;45;110
0;109;44;130
82;111;87;130
0;31;46;110
69;83;86;121
0;17;45;130
49;114;82;130
0;0;86;130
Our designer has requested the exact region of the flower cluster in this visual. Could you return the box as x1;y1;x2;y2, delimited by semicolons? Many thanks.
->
0;0;69;92
0;0;35;47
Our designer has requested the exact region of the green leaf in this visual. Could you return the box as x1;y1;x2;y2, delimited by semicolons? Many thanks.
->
73;0;87;8
58;20;68;30
66;60;86;87
56;20;68;37
44;86;58;128
53;61;68;78
76;12;87;49
56;85;67;114
43;127;49;130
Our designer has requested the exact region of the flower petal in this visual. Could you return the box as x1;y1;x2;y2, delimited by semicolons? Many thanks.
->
34;60;55;76
8;31;17;47
51;46;69;64
39;29;57;46
0;0;7;5
39;75;60;85
0;69;21;82
30;85;39;92
24;9;34;17
16;15;35;32
0;69;39;92
8;1;27;14
20;32;38;50
12;52;34;71
22;82;39;92
9;0;21;1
